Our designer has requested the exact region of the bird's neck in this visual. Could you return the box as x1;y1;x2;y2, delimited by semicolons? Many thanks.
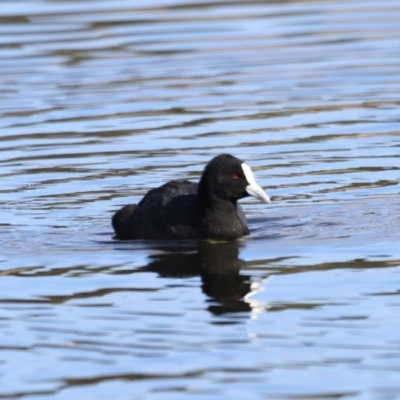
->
197;180;237;215
197;183;243;240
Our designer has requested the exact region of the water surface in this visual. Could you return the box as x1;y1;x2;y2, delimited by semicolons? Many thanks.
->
1;0;400;398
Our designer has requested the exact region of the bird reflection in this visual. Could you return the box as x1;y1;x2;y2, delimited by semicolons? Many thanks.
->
138;241;253;315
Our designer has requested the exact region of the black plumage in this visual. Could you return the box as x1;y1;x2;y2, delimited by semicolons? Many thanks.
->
112;154;270;240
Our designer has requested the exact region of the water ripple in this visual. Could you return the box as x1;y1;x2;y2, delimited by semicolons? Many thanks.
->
1;0;400;399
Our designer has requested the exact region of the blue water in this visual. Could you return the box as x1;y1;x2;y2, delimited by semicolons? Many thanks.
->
1;0;400;398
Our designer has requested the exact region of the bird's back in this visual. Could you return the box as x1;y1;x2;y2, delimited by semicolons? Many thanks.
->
114;180;200;239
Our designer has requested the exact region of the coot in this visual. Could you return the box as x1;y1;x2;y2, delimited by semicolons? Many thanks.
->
112;154;270;240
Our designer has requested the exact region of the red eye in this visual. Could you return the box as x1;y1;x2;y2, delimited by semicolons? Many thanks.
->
232;172;240;179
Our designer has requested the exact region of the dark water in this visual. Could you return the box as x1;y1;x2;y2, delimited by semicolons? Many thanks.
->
1;0;400;398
